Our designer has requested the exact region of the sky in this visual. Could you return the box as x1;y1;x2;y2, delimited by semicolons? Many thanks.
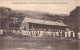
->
0;0;80;15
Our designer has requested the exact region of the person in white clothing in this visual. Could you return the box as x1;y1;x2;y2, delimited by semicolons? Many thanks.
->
12;30;15;34
43;29;46;36
24;30;27;35
65;31;68;37
37;30;40;37
56;31;59;36
0;30;3;34
40;29;44;36
52;32;55;36
60;30;62;36
73;31;75;37
68;30;71;37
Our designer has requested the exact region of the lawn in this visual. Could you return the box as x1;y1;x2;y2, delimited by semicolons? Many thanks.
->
0;35;79;50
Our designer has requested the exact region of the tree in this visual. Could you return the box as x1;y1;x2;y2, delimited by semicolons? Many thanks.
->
0;7;11;29
0;7;25;30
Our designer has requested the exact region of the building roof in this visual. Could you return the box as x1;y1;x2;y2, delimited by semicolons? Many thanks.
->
22;17;67;27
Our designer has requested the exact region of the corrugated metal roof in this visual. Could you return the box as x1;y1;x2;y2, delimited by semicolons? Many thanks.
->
22;18;67;26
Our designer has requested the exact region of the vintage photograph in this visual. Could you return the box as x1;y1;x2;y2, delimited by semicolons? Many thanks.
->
0;0;80;50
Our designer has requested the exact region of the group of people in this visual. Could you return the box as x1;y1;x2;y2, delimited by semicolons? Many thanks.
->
0;29;76;38
12;29;76;38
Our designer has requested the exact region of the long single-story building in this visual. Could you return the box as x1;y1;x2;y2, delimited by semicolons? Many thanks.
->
20;17;73;37
21;17;67;30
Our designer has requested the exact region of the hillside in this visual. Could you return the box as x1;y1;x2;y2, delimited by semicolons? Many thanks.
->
14;10;69;21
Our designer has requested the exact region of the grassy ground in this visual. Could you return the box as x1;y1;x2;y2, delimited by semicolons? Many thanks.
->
0;35;79;50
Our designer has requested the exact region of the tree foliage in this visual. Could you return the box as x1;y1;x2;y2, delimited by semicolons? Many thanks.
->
0;7;25;30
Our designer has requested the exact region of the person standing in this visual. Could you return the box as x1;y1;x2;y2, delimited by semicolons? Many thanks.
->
65;31;68;37
37;29;40;37
0;29;3;34
26;30;28;36
40;29;44;36
71;31;73;38
73;31;75;37
28;29;32;36
19;30;22;38
68;30;71;37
